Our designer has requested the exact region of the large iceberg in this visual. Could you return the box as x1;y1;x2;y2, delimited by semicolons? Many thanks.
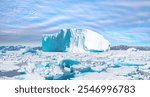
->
42;29;110;52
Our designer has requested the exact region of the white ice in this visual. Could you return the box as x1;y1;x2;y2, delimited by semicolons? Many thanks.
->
0;48;150;80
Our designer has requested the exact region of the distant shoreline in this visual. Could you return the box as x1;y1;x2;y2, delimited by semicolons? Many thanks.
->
0;45;150;51
110;45;150;51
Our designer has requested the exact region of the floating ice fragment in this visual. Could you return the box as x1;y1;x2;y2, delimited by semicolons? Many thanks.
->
60;59;80;68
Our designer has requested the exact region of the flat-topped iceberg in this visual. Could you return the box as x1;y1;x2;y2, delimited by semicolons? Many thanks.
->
42;29;110;52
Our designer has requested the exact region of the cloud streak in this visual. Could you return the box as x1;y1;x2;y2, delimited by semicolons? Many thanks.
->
0;0;150;46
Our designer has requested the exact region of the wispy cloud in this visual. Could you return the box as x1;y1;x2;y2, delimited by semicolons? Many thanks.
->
0;0;150;46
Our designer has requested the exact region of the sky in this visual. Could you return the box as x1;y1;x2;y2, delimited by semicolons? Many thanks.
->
0;0;150;46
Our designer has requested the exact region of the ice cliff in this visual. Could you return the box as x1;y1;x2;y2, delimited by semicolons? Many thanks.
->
42;29;110;52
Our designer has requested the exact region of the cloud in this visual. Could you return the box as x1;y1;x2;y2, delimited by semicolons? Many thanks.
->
105;0;150;7
0;0;150;46
22;16;69;29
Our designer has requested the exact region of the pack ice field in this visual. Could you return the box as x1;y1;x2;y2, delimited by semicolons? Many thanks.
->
0;29;150;80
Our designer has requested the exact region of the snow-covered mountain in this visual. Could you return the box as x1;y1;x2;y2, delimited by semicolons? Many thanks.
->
42;29;110;52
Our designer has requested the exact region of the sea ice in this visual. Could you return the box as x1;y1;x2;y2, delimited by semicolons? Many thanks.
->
0;46;150;80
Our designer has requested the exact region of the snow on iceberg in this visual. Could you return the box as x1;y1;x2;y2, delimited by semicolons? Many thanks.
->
42;29;110;52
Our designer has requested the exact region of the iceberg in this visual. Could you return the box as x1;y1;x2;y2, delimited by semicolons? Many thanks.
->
42;29;110;52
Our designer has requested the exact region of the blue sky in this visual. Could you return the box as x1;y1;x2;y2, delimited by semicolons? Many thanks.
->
0;0;150;46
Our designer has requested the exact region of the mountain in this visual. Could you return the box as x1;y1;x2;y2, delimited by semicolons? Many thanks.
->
42;29;110;52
